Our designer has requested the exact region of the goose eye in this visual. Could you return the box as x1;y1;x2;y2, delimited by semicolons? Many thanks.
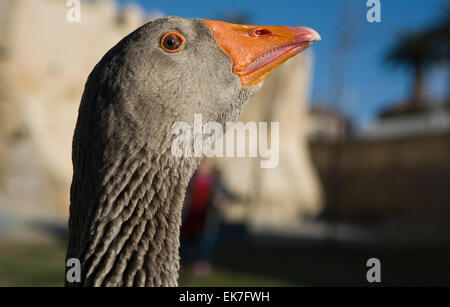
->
161;32;184;52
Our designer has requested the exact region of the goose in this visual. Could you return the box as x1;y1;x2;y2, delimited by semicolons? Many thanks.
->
65;16;320;287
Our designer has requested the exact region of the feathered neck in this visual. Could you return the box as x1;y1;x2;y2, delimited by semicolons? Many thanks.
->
65;59;259;286
66;138;198;286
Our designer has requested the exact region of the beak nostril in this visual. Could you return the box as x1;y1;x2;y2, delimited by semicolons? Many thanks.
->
251;28;273;37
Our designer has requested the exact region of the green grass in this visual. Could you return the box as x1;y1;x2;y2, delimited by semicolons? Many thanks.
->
0;241;294;286
0;241;66;286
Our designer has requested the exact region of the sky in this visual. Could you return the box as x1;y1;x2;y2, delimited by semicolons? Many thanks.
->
118;0;448;126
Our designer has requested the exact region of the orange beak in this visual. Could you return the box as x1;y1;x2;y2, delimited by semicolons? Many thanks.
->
202;19;321;87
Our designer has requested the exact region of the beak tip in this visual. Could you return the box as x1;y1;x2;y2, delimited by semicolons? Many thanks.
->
286;26;321;43
303;27;322;42
311;29;322;42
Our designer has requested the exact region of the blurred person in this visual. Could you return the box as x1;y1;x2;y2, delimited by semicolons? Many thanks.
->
181;159;237;278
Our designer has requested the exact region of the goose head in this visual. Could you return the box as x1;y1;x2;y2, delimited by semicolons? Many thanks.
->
81;16;320;151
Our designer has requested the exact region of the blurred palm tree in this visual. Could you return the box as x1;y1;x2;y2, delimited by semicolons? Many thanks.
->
385;5;449;105
385;31;438;104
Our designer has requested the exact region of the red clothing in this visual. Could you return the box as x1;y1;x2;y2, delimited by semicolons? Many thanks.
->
181;172;215;238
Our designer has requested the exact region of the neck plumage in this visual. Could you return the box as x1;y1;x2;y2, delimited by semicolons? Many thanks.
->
66;137;197;286
65;60;259;286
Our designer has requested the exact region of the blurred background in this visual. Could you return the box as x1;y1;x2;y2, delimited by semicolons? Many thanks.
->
0;0;449;286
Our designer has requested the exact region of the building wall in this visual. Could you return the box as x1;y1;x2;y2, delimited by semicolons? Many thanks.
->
308;109;348;142
310;133;450;215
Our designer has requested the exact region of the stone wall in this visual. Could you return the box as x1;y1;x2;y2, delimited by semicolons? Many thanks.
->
0;0;153;221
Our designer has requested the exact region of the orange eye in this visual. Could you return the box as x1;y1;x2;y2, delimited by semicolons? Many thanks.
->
161;31;185;52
